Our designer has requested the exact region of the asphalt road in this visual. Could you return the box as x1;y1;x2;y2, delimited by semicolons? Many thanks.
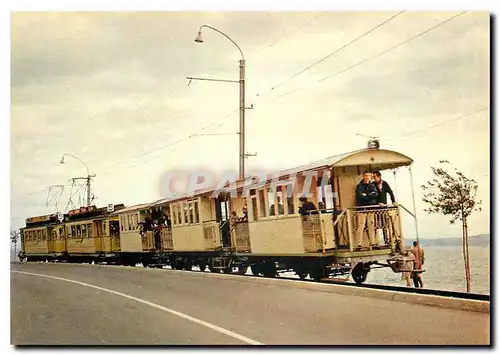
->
11;262;490;345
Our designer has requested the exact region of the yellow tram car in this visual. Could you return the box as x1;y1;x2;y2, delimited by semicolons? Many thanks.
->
20;145;416;283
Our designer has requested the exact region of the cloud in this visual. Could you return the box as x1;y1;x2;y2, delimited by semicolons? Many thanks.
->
10;11;490;238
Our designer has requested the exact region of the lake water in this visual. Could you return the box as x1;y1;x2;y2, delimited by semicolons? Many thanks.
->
367;245;490;295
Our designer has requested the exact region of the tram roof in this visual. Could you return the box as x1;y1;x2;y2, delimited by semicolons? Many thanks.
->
150;148;413;205
277;148;413;176
110;202;152;215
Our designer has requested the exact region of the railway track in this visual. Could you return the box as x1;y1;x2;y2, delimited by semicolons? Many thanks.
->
168;265;490;302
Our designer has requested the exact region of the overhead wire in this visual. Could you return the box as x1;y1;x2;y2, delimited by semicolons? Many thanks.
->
385;107;488;141
99;13;331;175
266;11;468;103
100;108;240;174
268;11;406;93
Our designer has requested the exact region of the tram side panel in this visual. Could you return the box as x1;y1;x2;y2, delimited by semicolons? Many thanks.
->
170;197;222;252
65;220;97;255
117;212;143;253
23;227;50;259
248;218;305;254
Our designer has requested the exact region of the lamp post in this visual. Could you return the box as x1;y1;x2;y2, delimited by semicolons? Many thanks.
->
60;153;95;207
194;25;248;180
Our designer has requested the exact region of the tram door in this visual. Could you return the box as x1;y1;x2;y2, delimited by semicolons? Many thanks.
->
47;227;55;254
215;197;231;248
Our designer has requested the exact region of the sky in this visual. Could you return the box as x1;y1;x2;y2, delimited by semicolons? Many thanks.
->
10;10;490;239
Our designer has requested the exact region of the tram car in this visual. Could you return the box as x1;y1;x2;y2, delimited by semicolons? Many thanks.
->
19;145;416;284
20;204;125;262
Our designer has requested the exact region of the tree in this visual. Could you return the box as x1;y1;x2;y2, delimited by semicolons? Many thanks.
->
421;160;482;292
10;228;21;261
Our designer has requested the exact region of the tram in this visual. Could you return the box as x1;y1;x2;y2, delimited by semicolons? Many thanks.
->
19;144;417;283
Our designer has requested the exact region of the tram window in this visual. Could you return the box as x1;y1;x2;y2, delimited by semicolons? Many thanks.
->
177;204;182;225
220;201;228;221
268;189;277;216
51;230;56;240
188;201;194;224
132;214;137;230
251;197;258;221
194;200;199;223
183;203;189;224
258;189;266;217
324;185;334;209
87;223;93;238
276;188;285;216
173;205;177;225
120;217;124;232
81;224;87;238
285;186;295;215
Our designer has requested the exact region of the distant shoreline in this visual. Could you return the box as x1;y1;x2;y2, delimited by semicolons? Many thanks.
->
408;234;489;247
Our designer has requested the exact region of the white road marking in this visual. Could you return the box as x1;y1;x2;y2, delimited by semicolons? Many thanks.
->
11;270;263;345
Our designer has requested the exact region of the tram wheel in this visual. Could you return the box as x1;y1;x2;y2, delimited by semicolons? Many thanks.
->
262;264;276;278
296;271;308;280
237;265;248;275
199;262;206;272
310;269;323;282
250;264;261;276
352;263;369;284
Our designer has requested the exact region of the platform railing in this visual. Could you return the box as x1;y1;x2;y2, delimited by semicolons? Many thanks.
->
334;205;404;252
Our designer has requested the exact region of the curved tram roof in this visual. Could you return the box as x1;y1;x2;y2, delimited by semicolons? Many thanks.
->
148;148;413;207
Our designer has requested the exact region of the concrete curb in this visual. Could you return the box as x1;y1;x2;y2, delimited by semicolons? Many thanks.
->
184;270;490;314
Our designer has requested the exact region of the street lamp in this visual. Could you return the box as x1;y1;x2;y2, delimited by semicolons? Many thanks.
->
194;25;247;180
59;153;95;207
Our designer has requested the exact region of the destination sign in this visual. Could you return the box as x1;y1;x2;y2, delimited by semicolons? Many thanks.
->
68;205;96;216
26;215;52;224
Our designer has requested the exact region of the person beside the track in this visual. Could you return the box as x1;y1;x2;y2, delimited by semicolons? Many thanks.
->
410;241;425;288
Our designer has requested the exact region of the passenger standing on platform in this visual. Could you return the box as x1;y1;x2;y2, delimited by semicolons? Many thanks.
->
354;171;379;249
373;171;396;205
373;171;396;246
410;241;425;288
